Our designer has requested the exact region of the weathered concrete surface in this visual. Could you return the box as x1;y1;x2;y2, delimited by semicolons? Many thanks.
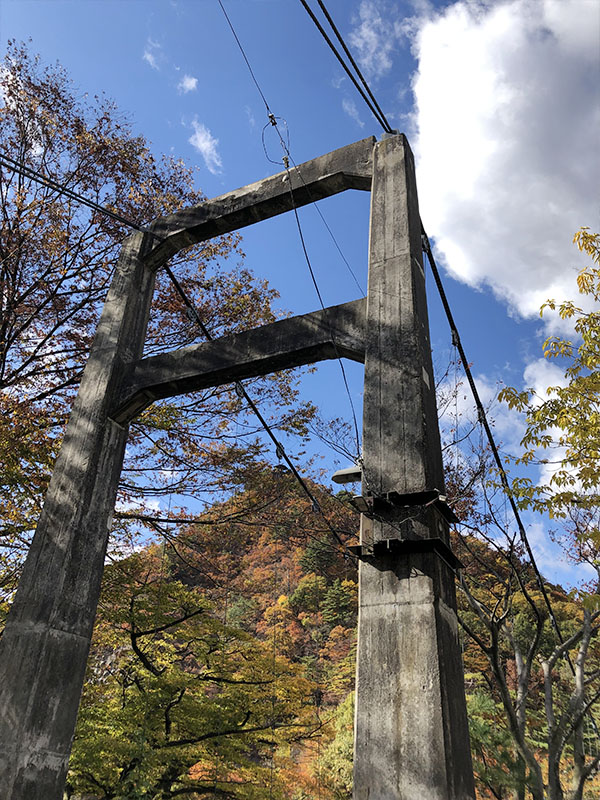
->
145;136;375;269
111;297;366;423
354;551;474;799
353;135;475;799
361;134;444;541
0;232;156;799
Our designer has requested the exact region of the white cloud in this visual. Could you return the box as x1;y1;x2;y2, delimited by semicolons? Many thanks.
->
522;357;567;401
188;118;223;174
520;357;574;491
178;74;198;94
410;0;600;321
142;38;162;70
342;97;365;127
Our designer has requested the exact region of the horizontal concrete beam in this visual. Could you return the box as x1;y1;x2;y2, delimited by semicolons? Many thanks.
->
111;298;366;424
145;137;376;269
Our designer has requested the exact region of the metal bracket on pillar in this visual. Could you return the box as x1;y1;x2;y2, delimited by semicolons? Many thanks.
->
350;487;459;524
348;535;462;571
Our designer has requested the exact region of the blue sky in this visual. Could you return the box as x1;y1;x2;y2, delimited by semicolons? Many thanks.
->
2;0;599;584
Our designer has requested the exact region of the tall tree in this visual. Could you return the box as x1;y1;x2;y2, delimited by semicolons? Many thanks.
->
500;229;600;519
0;41;315;597
67;549;320;799
452;528;600;800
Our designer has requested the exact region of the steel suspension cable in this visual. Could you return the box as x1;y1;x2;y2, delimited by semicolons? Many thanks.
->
312;0;393;133
421;226;578;661
297;0;392;133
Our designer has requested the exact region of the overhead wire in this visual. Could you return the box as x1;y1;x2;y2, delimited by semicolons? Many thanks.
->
0;152;150;236
216;0;363;459
420;230;574;656
284;174;362;454
311;0;392;133
261;117;365;296
297;0;393;133
159;268;353;555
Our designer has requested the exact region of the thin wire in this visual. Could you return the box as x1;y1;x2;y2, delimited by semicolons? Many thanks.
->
216;0;273;115
0;152;151;236
262;118;365;296
313;0;393;133
297;0;392;133
215;0;367;296
286;183;362;455
216;0;363;457
310;199;366;296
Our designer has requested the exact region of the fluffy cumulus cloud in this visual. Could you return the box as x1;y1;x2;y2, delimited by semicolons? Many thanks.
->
188;118;223;174
411;0;600;320
178;74;198;94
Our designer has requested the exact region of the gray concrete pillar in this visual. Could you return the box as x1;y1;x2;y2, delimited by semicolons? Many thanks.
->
353;135;475;799
0;232;156;800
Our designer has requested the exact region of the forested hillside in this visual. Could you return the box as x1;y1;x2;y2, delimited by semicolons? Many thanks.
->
63;473;599;799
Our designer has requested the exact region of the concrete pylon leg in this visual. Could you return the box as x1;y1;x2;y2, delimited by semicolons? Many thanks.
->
353;135;475;799
0;232;155;800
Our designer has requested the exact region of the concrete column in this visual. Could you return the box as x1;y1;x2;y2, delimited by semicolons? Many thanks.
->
0;232;156;800
353;135;475;799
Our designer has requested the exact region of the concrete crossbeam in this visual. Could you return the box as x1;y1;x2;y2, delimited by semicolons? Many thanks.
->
111;298;366;424
145;136;375;270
